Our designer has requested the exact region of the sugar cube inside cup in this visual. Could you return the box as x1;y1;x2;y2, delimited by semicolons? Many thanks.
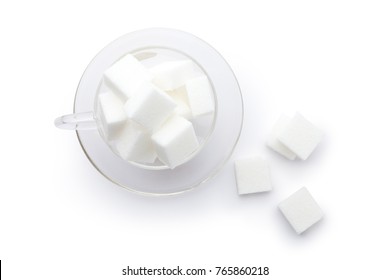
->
149;60;198;91
124;83;177;132
115;121;157;164
95;49;215;169
167;86;193;119
152;116;200;168
104;54;151;101
185;75;214;117
97;90;126;140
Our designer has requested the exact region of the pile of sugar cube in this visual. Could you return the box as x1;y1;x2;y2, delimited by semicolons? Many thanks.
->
97;54;214;169
234;113;324;234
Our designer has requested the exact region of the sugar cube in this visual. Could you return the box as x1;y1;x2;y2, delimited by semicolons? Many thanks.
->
115;121;157;163
104;54;151;101
185;75;214;117
97;91;126;140
278;187;324;234
278;113;323;160
167;86;192;119
149;60;197;91
234;156;272;195
267;115;297;160
152;116;199;168
124;83;177;131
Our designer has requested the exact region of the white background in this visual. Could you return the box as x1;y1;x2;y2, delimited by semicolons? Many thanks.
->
1;0;390;279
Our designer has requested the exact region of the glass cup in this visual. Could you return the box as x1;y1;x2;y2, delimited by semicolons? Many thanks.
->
55;28;243;195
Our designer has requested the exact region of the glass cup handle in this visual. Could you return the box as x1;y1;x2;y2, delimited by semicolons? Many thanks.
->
54;112;97;130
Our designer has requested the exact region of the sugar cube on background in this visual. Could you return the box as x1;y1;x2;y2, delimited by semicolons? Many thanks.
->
234;156;272;195
124;83;177;131
278;187;324;234
115;121;157;163
97;91;126;140
104;54;151;101
185;75;214;117
152;116;199;168
267;115;297;160
149;60;197;91
278;113;323;160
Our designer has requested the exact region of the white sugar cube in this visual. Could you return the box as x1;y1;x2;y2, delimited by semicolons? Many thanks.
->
267;115;297;160
168;87;192;119
234;156;272;195
104;54;151;101
149;60;197;91
124;83;177;131
97;91;126;140
278;113;323;160
152;116;199;169
185;75;214;117
115;121;157;163
279;187;324;234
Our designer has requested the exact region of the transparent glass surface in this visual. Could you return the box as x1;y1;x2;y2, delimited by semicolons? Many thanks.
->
74;28;244;195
